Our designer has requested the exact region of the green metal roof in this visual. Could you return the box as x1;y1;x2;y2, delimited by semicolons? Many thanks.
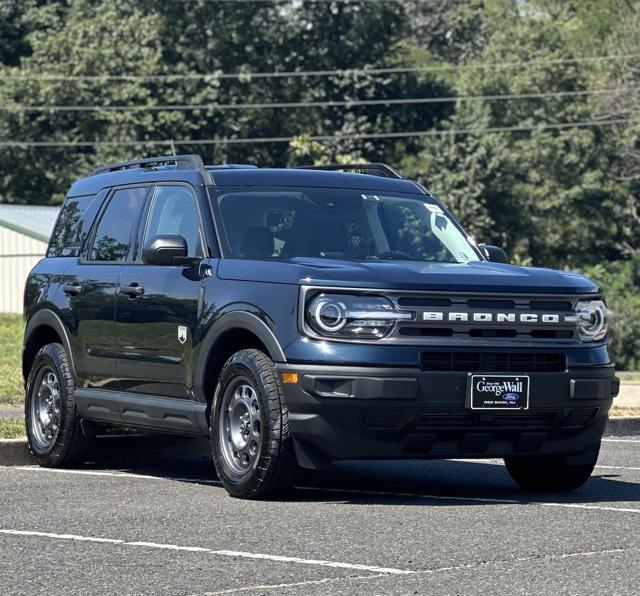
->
0;205;60;243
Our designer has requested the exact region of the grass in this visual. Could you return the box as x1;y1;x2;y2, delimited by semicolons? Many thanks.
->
0;417;25;439
0;315;24;405
617;372;640;383
611;406;640;418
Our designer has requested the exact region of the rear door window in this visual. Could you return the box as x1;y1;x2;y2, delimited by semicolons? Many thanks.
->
88;187;148;262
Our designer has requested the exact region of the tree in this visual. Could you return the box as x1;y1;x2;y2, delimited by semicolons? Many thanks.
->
401;0;635;268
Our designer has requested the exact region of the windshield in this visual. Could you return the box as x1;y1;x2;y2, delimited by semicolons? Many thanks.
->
214;187;480;263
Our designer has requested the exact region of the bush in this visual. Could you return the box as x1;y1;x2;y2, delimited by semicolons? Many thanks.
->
581;258;640;371
0;315;23;404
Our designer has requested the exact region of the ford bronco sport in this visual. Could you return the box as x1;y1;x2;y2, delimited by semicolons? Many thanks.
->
23;155;619;499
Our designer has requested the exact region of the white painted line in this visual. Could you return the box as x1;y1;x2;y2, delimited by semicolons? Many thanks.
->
0;528;413;576
212;549;413;575
6;467;164;480
0;529;123;544
539;503;640;515
596;465;640;471
204;574;387;596
127;541;210;553
4;465;219;485
602;438;640;443
299;485;640;515
206;546;639;594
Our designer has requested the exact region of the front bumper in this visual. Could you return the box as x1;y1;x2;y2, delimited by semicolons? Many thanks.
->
275;363;619;468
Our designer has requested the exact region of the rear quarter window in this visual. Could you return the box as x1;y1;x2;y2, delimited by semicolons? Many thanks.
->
47;193;102;257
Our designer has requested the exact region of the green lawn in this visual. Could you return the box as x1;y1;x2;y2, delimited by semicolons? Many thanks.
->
0;417;25;439
0;315;24;405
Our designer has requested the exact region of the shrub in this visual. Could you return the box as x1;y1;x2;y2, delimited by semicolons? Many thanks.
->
580;258;640;370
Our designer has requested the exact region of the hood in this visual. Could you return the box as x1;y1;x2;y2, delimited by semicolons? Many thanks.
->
217;258;599;295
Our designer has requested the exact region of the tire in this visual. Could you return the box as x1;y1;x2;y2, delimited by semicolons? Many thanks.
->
25;343;89;467
211;349;297;499
504;443;600;492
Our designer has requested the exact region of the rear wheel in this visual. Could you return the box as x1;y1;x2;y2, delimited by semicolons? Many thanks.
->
504;444;600;492
211;349;297;499
25;343;89;466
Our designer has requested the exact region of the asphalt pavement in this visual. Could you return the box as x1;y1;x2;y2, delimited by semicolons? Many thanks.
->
1;435;639;595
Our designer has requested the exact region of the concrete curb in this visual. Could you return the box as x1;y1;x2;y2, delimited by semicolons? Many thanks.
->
0;439;34;466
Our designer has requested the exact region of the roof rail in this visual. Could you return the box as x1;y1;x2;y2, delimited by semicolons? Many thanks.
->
90;154;213;184
294;162;404;179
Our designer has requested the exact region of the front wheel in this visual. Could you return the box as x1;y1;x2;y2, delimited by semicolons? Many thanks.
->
504;443;600;492
25;343;89;466
211;349;297;499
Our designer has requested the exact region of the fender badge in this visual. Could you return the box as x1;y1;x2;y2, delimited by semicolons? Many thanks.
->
178;326;187;345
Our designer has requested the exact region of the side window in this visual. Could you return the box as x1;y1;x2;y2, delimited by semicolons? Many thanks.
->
143;185;203;257
47;194;98;257
89;187;147;262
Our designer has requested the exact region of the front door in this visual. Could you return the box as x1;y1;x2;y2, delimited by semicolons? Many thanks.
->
64;186;148;389
114;183;206;399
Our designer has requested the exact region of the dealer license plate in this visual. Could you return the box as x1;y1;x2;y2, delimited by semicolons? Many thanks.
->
469;375;530;410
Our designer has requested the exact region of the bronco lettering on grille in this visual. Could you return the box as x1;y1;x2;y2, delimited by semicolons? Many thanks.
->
422;311;575;324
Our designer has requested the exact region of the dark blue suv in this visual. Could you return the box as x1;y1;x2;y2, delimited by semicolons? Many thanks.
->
23;155;619;498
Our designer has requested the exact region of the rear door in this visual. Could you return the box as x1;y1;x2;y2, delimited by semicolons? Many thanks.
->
63;186;149;389
114;183;207;399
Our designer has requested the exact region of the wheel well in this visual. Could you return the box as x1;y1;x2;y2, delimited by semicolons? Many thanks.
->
23;325;63;382
202;328;270;419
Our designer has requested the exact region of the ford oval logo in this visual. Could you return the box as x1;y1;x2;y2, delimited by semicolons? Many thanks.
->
503;393;519;401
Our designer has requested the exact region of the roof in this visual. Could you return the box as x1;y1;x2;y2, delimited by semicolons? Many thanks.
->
68;166;424;197
0;204;60;243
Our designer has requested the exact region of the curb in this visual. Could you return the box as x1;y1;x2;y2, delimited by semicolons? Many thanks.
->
0;439;34;466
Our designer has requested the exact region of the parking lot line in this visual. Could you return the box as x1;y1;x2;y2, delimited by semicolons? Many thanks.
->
203;574;388;596
0;528;414;576
602;438;640;443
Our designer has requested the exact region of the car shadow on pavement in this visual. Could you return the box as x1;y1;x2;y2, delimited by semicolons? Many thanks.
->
82;435;640;508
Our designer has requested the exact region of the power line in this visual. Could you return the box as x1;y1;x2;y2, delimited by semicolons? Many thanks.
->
2;53;638;82
0;117;635;148
1;87;634;113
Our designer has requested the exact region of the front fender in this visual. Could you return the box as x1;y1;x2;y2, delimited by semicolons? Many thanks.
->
23;308;78;384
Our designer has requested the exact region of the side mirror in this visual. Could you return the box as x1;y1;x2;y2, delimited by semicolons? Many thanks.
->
142;235;199;266
479;244;509;264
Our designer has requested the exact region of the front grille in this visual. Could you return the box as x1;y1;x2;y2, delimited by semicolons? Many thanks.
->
420;351;567;372
390;292;581;344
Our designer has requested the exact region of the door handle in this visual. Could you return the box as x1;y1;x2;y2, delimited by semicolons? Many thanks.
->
63;284;84;296
119;284;145;297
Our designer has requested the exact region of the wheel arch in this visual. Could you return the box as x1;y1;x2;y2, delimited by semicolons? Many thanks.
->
23;309;77;385
196;312;286;419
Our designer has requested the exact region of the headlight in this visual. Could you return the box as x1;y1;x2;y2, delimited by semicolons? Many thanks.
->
574;299;608;341
306;293;412;339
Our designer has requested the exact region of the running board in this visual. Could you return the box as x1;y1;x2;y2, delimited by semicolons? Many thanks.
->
74;389;209;436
